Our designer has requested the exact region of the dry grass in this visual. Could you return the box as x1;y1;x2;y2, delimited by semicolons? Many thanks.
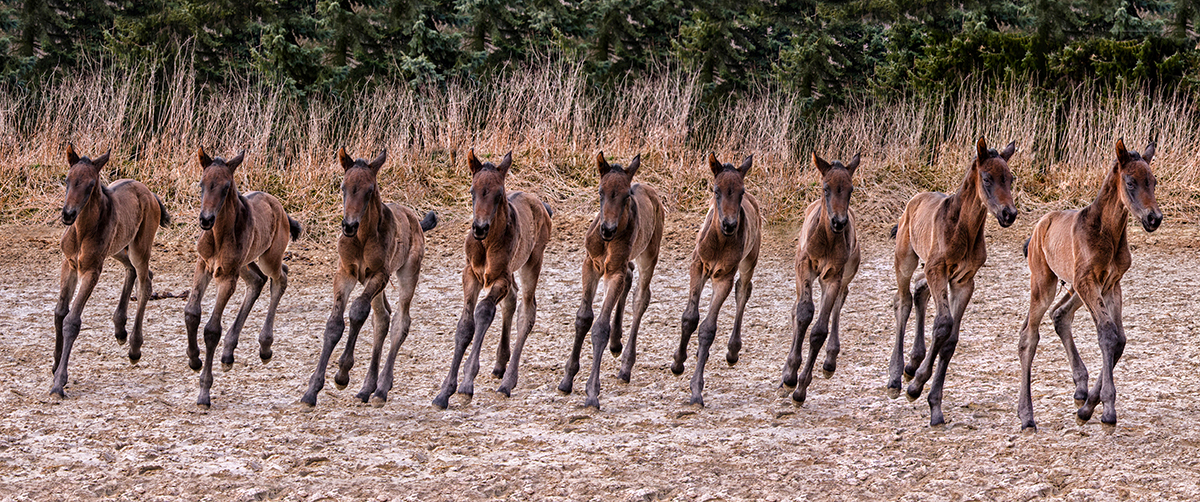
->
2;62;1198;237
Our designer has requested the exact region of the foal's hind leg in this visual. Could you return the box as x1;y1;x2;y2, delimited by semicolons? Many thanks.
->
221;263;267;370
128;243;153;364
906;278;931;381
726;263;755;366
609;263;634;356
560;260;599;394
822;282;851;378
620;258;657;383
1051;291;1088;406
498;255;544;397
372;264;420;406
258;262;288;362
1018;269;1058;431
355;291;391;402
493;284;517;378
112;252;136;346
888;246;919;398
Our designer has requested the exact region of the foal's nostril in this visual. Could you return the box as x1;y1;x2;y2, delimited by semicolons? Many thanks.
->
199;214;214;229
342;221;359;236
472;222;490;239
62;209;77;224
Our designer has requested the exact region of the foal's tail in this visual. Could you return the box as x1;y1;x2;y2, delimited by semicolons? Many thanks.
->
288;217;302;241
155;195;171;225
1023;237;1030;258
420;211;438;232
889;224;898;239
542;202;554;218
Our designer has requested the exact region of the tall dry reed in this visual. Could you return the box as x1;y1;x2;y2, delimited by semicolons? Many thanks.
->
2;61;1197;236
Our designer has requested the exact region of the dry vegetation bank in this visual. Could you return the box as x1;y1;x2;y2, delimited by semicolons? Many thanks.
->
2;63;1199;235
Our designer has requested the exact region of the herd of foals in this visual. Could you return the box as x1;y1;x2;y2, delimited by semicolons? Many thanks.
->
49;136;1162;432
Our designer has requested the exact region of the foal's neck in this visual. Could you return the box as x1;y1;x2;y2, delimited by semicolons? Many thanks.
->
215;182;247;242
79;179;113;231
1087;167;1130;237
950;163;988;236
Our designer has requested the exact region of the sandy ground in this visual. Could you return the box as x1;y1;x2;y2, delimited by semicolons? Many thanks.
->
2;208;1200;501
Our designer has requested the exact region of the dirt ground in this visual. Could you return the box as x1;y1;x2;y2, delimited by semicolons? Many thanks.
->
2;208;1200;501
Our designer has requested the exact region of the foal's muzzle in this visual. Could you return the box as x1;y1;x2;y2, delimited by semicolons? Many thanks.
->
997;207;1018;228
198;214;215;231
342;220;359;237
472;222;490;240
1142;211;1163;232
61;208;78;226
720;218;738;236
830;215;848;233
599;222;617;241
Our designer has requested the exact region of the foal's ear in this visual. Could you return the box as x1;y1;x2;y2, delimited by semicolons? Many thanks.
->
468;149;483;175
92;149;111;170
627;154;641;178
1115;138;1131;166
497;151;513;176
845;153;861;177
338;147;355;171
738;154;753;178
198;146;213;168
67;143;80;166
812;153;832;176
596;151;610;177
1143;142;1156;164
975;136;989;162
999;141;1016;161
708;152;723;177
368;148;387;173
226;150;246;170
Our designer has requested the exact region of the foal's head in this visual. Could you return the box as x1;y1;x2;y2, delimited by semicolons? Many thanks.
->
812;152;859;233
468;149;512;240
596;152;641;241
708;153;753;236
197;147;245;230
1114;138;1162;232
973;137;1018;228
62;143;110;225
338;147;387;237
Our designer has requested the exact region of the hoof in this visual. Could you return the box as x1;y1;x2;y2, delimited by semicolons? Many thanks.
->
820;368;834;379
50;388;66;400
1076;407;1094;425
260;350;273;364
457;384;474;397
128;352;141;365
584;396;600;409
1074;399;1086;408
781;374;797;388
886;386;901;399
929;421;947;430
1021;423;1037;434
689;395;705;408
491;367;506;378
496;385;512;397
188;358;202;372
725;352;738;366
299;394;317;408
115;331;128;345
610;343;623;356
221;362;233;372
370;394;387;408
557;380;573;394
903;368;916;382
355;390;371;403
905;387;921;402
791;389;806;405
431;394;450;409
616;370;631;383
334;372;349;390
221;354;234;368
196;397;211;409
670;362;684;375
1101;421;1117;434
298;401;315;412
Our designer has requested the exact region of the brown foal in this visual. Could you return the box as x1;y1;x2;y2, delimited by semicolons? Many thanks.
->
184;147;301;408
672;153;762;407
53;144;169;397
1017;138;1161;431
432;150;553;409
558;152;664;409
781;153;861;404
889;137;1018;426
301;148;437;408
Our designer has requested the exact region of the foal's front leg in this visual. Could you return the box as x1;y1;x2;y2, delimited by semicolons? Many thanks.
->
54;260;79;376
184;259;212;372
922;277;973;427
221;263;267;370
432;269;482;409
794;274;840;404
689;273;736;407
726;264;755;366
300;271;357;407
584;266;628;408
197;271;238;408
336;272;390;390
461;273;511;397
673;259;708;375
782;262;814;388
560;260;599;394
51;265;100;398
498;253;544;397
355;291;391;402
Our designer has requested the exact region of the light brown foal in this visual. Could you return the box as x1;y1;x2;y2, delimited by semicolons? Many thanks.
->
558;152;664;409
1018;139;1161;431
184;148;301;408
432;150;553;409
53;144;169;397
781;153;861;404
301;148;437;408
672;153;761;407
890;137;1018;426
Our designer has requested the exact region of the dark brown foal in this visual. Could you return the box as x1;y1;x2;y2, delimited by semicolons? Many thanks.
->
558;152;664;409
301;148;437;408
781;153;861;404
52;144;169;397
889;137;1018;426
432;150;553;409
1017;138;1161;431
672;153;761;407
184;147;301;408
